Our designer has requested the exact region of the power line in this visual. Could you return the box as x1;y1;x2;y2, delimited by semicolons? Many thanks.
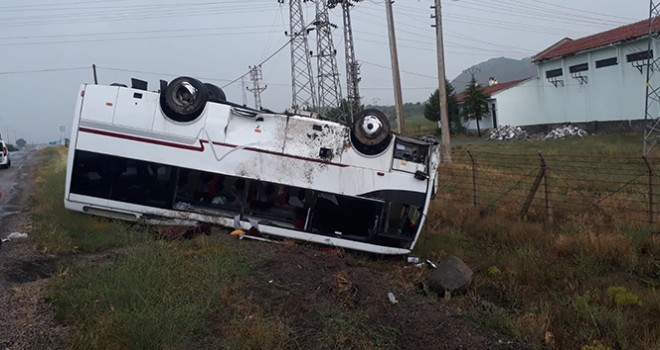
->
0;3;280;28
453;1;626;28
360;60;436;79
0;30;283;47
0;25;276;41
517;0;637;22
96;66;234;83
221;36;294;89
0;67;89;75
0;0;129;10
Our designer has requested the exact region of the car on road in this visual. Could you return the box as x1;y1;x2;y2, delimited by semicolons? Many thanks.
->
0;140;10;169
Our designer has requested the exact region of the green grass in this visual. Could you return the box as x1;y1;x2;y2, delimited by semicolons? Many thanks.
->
31;147;145;253
312;307;399;349
393;117;438;137
421;132;660;349
48;238;250;350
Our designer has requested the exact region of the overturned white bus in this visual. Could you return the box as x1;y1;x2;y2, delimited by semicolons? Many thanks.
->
64;76;440;254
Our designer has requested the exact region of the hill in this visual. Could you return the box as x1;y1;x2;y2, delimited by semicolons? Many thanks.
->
450;57;537;90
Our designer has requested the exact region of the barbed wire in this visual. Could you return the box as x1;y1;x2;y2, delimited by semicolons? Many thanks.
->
437;151;658;226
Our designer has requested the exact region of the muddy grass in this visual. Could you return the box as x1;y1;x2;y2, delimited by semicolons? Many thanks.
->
205;237;527;350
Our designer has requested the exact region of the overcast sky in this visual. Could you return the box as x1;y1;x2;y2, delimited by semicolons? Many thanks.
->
0;0;647;143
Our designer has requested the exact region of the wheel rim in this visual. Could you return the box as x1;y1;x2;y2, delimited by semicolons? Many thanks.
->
174;82;198;107
360;114;383;139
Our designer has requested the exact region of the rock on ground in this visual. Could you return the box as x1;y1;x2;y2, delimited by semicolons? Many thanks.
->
429;255;474;297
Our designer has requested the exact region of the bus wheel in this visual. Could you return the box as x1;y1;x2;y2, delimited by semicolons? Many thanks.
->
160;76;209;123
350;109;393;155
204;83;226;103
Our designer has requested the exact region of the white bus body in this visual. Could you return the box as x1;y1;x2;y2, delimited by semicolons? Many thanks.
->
64;77;440;254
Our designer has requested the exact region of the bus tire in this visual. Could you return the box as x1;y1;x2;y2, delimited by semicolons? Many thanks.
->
350;109;393;155
204;83;226;103
160;76;208;123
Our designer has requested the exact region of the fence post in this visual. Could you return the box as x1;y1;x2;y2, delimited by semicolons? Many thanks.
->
539;152;553;224
521;153;545;219
467;151;478;209
643;156;654;230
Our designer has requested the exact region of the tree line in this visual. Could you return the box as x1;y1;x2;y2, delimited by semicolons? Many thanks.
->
323;75;491;136
423;76;490;136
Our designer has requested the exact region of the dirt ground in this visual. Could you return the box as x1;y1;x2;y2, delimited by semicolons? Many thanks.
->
0;152;68;350
209;240;528;350
0;152;527;350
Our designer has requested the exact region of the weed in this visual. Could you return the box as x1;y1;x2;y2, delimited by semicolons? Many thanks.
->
487;265;502;278
30;147;144;253
581;340;613;350
48;238;250;349
312;307;399;349
606;286;642;308
429;134;660;348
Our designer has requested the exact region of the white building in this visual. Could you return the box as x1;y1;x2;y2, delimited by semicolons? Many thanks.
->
461;18;660;134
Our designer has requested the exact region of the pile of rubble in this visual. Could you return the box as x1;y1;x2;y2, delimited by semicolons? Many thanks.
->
544;125;588;140
488;125;528;141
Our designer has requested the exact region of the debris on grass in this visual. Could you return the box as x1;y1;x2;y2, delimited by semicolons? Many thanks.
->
488;125;528;141
544;125;588;139
387;292;398;304
7;232;28;239
407;256;420;264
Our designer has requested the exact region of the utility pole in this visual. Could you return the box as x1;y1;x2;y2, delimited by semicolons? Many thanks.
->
432;0;451;163
467;67;480;81
241;76;248;106
385;0;405;134
313;0;343;119
247;65;267;110
280;0;317;111
92;64;98;84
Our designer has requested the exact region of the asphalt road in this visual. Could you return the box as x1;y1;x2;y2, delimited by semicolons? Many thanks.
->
0;150;32;223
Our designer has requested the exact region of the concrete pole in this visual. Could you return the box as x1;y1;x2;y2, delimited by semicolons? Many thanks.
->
434;0;452;163
385;0;405;133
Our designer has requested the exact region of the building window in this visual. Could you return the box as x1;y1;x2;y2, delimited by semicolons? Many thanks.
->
545;68;563;78
569;63;589;73
569;63;589;84
627;50;653;62
545;68;564;87
596;57;618;68
627;50;653;74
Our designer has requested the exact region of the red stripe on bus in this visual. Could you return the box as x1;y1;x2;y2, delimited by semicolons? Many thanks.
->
79;127;205;151
79;128;349;168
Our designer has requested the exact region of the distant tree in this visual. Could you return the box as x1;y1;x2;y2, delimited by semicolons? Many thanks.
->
325;99;363;125
424;80;461;134
15;138;27;148
461;77;490;137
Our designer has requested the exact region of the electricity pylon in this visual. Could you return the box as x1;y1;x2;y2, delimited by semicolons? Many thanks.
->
313;0;344;120
644;1;660;154
278;0;317;111
329;0;362;119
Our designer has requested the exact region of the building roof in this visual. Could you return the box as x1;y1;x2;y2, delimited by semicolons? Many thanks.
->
456;78;529;103
534;17;659;62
